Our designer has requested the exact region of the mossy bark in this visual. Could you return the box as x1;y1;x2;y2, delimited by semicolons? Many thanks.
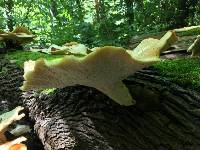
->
1;57;200;150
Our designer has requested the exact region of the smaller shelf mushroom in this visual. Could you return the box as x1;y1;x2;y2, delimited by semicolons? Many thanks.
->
0;106;27;150
49;42;88;56
0;26;35;51
188;35;200;56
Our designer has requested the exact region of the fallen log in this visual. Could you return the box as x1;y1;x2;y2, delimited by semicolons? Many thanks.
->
1;57;200;150
23;69;200;150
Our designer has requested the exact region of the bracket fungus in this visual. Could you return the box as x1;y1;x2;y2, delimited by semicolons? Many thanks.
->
50;42;88;56
188;35;200;56
21;31;177;106
0;106;27;150
33;42;89;56
0;26;35;50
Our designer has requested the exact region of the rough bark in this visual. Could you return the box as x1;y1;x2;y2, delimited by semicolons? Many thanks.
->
0;56;23;111
0;57;44;150
1;57;200;150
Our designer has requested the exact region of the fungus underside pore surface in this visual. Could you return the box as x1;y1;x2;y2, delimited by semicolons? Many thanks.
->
3;50;200;92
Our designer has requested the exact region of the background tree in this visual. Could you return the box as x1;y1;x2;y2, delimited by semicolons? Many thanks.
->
4;0;14;31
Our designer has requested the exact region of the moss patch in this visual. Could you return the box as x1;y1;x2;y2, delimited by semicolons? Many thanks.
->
153;57;200;91
40;88;56;95
5;50;64;67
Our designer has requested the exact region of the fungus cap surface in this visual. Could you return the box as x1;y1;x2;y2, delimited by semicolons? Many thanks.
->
0;26;35;45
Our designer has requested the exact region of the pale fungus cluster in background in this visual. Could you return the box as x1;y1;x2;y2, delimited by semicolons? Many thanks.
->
0;27;35;45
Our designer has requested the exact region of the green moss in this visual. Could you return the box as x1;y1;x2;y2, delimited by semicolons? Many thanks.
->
40;88;56;95
153;58;200;91
5;50;64;67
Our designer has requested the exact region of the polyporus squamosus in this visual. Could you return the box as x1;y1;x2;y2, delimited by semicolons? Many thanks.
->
188;35;200;56
0;106;27;150
50;42;88;55
21;31;177;106
0;26;35;45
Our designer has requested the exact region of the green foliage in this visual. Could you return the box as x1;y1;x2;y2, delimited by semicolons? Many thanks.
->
0;0;200;47
40;88;56;95
5;50;64;67
153;58;200;91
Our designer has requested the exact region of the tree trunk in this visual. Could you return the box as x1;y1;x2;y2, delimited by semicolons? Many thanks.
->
4;0;14;31
94;0;106;22
1;57;200;150
75;0;84;21
187;0;199;25
124;0;134;25
176;0;189;27
172;0;199;28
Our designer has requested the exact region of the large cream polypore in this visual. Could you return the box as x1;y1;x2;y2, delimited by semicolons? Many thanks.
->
21;31;177;106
